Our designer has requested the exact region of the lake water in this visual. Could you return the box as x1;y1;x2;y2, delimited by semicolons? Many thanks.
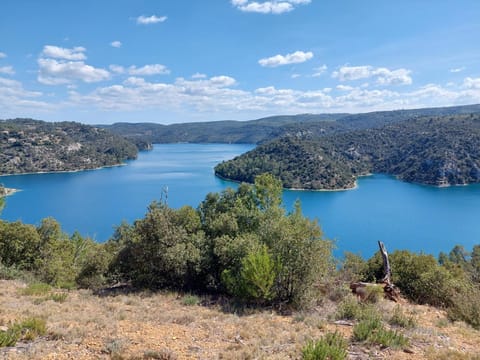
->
1;143;480;258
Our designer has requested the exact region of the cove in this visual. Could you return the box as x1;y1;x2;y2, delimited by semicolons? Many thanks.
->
1;143;480;258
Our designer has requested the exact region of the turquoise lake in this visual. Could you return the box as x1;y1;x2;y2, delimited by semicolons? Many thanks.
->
1;143;480;258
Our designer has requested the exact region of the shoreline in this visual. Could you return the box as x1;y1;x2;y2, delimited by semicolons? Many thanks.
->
0;187;19;197
215;173;375;192
0;162;128;178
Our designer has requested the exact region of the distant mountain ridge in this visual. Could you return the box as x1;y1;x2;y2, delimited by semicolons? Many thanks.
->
0;119;138;175
103;104;480;147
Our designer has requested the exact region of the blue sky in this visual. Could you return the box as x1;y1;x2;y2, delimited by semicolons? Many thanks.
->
1;0;479;124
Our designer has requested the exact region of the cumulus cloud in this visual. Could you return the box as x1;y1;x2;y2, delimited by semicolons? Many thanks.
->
450;67;466;73
128;64;170;76
42;45;86;60
231;0;311;14
464;77;480;89
136;15;167;25
0;52;6;58
110;41;122;48
332;65;412;85
0;66;15;75
38;58;110;85
259;51;313;67
61;70;480;121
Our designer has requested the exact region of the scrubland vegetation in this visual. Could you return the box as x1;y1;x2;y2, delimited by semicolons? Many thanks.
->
1;175;480;358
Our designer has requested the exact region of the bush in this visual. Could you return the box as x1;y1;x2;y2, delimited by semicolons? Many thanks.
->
447;286;480;329
0;221;41;270
0;317;47;347
353;315;408;349
181;294;200;306
223;244;277;303
352;315;382;341
335;296;364;320
302;331;348;360
110;203;202;290
388;305;417;329
20;282;52;296
364;249;465;307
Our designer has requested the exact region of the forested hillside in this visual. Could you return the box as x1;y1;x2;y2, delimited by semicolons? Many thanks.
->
103;104;480;146
0;119;138;175
215;114;480;190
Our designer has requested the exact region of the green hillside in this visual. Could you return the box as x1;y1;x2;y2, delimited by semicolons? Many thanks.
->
0;119;138;175
215;114;480;190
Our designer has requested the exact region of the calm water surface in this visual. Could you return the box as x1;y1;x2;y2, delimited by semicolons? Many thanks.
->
1;143;480;257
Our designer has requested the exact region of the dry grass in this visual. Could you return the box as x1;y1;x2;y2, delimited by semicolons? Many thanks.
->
1;279;479;359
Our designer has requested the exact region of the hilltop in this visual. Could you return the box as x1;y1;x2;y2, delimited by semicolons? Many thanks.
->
0;119;138;175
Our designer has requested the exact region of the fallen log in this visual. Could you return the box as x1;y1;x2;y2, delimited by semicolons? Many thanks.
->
350;241;401;302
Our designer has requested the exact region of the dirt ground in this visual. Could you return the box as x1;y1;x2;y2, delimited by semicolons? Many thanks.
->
0;279;479;359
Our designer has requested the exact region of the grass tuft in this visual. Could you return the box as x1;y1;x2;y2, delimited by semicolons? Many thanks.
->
181;294;200;306
302;331;348;360
20;282;52;296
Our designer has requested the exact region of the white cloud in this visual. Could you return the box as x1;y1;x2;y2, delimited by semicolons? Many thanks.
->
192;73;207;79
336;85;354;91
110;41;122;48
450;67;466;73
38;58;110;85
464;77;480;89
291;73;301;79
232;0;311;14
0;52;6;58
332;65;372;81
0;66;15;75
373;68;412;85
136;15;167;25
332;65;412;85
42;45;86;60
259;51;313;67
109;64;125;74
312;64;327;77
0;77;54;115
128;64;170;76
57;71;480;121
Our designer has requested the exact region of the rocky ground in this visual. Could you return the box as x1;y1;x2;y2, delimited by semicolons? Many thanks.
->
0;280;479;359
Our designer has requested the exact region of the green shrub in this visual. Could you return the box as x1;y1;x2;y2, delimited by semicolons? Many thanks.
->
374;327;408;348
341;252;367;282
447;286;480;329
353;314;408;349
11;317;47;341
224;244;277;303
181;294;200;306
109;203;202;290
0;221;41;271
352;316;382;342
48;292;68;303
302;331;348;360
335;296;363;320
20;282;51;296
0;329;18;347
335;296;379;321
1;317;47;347
389;305;417;329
